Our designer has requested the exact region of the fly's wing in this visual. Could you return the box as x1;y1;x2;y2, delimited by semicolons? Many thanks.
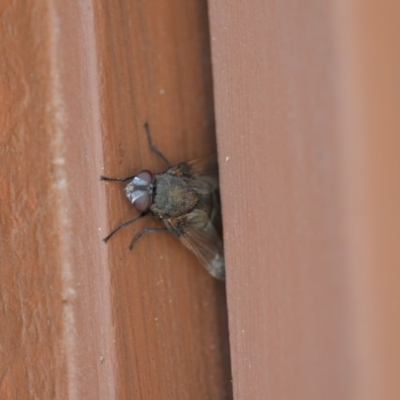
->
169;155;219;192
164;209;225;281
185;154;218;177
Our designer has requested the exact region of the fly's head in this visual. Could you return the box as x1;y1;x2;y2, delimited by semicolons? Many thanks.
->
124;170;154;213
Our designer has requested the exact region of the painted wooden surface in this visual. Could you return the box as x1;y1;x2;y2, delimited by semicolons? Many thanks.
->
0;1;231;399
209;1;400;399
2;0;400;399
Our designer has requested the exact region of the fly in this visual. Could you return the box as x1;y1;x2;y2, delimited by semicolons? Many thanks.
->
101;122;225;281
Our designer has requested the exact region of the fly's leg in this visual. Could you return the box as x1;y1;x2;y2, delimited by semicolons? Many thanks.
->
103;214;147;243
100;175;135;182
129;227;169;250
143;121;172;167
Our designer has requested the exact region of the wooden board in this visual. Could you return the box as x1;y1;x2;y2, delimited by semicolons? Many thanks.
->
0;1;231;399
209;1;400;399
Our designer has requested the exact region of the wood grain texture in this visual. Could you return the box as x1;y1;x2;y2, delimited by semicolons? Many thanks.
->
98;0;231;398
0;2;69;398
0;0;231;399
209;0;400;399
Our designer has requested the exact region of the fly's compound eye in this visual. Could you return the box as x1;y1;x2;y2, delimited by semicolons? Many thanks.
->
124;170;154;213
136;170;153;186
134;192;152;212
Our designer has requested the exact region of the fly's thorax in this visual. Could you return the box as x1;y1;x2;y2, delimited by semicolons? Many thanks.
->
150;173;198;219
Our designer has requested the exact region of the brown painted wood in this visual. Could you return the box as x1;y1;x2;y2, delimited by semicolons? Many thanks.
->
98;1;231;399
1;1;231;399
209;1;400;400
0;3;69;398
